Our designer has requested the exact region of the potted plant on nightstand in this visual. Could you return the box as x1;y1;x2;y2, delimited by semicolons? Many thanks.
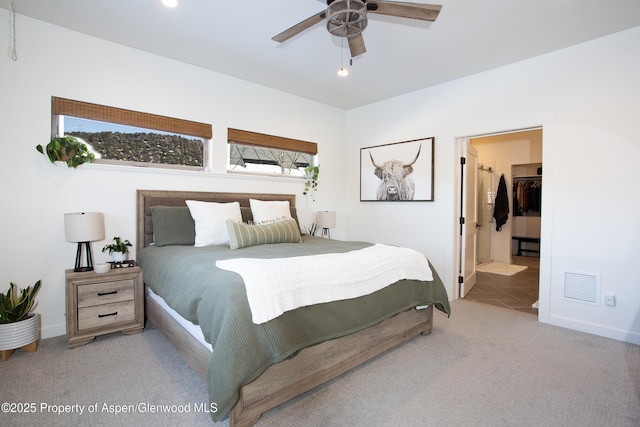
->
0;280;41;362
102;237;132;262
36;135;95;168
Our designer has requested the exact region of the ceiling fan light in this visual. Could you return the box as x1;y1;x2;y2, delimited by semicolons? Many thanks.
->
327;0;367;38
337;67;349;77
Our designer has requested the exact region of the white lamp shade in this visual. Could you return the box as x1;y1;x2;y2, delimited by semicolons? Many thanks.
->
316;211;336;229
64;212;105;242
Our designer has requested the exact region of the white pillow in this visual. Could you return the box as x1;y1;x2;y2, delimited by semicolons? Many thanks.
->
249;199;292;224
186;200;242;247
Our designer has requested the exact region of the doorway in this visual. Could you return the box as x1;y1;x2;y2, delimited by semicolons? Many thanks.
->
458;128;543;312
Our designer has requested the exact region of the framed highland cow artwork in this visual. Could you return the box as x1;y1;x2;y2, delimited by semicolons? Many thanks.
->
360;137;434;202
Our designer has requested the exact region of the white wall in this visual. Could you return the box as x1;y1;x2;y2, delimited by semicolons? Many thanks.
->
0;13;346;338
345;26;640;344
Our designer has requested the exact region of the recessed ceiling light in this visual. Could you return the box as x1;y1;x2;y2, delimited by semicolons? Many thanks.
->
162;0;178;8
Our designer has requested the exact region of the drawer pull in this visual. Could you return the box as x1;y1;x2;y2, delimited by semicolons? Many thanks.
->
97;290;118;296
98;312;118;318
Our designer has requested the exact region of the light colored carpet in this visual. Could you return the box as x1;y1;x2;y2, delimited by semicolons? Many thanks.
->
476;262;528;276
1;300;638;426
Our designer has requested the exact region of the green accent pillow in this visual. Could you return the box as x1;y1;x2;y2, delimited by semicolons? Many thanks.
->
150;206;195;246
226;218;302;249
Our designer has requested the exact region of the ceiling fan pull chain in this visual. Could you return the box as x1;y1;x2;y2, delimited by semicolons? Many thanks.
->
338;34;349;76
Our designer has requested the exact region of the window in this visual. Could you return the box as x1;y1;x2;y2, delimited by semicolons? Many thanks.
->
227;128;318;177
51;97;212;170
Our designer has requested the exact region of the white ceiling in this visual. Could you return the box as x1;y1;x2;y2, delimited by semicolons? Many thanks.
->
5;0;640;109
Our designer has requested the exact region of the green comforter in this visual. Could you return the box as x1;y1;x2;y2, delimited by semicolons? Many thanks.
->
137;236;451;421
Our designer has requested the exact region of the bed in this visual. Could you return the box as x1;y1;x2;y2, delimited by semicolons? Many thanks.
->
136;189;451;426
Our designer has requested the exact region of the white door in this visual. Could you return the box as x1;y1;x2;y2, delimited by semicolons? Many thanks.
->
459;141;478;297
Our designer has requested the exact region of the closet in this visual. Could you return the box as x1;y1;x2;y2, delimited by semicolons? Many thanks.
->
511;163;542;256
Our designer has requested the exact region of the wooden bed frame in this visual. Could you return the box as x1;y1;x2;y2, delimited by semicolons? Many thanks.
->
136;189;434;426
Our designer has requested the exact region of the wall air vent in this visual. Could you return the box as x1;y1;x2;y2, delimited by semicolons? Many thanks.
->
563;271;600;305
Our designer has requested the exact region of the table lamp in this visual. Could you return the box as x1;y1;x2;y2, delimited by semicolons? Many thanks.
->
64;212;105;272
316;210;336;238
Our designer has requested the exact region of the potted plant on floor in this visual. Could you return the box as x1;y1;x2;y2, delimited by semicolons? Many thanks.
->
0;280;41;362
36;135;96;168
102;237;132;262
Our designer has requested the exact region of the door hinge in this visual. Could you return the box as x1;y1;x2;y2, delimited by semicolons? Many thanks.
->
460;217;465;225
458;276;464;284
460;157;466;165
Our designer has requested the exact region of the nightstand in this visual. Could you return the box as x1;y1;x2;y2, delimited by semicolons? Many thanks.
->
65;266;144;348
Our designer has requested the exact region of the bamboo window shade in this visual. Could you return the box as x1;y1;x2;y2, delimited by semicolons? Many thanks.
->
52;97;212;139
228;128;317;155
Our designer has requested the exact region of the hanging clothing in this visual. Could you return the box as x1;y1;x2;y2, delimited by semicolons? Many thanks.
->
512;179;542;216
493;174;510;231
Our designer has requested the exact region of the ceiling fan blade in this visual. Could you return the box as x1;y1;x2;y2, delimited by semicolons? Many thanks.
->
272;11;326;43
348;34;366;58
367;1;442;22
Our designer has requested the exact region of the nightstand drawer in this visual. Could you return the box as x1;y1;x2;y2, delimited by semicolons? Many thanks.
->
78;300;135;331
77;279;135;308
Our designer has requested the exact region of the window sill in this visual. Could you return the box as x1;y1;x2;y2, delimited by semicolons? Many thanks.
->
79;161;304;182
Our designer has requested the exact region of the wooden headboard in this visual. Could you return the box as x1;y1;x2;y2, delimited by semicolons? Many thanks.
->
136;190;297;252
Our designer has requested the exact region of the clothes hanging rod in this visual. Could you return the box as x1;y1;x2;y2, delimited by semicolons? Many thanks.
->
513;175;542;181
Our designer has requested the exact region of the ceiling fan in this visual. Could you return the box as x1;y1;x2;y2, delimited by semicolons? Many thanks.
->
272;0;442;58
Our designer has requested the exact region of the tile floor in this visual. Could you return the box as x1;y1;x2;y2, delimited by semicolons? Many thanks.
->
465;255;540;314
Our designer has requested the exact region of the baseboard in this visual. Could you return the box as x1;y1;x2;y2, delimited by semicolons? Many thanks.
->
549;315;640;345
41;322;66;339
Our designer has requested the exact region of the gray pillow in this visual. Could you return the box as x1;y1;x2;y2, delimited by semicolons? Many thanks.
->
150;206;195;246
240;207;254;223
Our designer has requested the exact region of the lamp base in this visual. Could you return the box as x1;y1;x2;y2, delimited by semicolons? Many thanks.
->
73;242;95;272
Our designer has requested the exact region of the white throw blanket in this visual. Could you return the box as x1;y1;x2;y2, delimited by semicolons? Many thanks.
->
215;244;433;324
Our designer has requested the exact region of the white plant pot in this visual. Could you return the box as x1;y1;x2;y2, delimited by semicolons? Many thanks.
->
111;252;127;262
0;313;39;351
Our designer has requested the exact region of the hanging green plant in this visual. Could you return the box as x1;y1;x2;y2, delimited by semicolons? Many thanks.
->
36;136;95;168
303;165;319;202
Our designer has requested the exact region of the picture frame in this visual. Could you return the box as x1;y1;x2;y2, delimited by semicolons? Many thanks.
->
360;137;434;202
